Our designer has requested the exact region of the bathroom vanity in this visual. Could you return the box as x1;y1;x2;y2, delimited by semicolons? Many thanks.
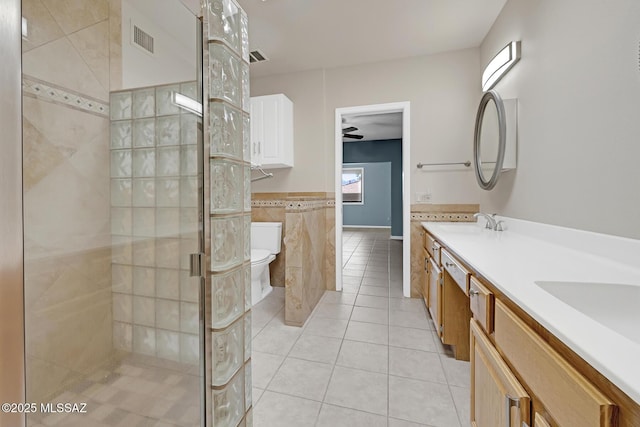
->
421;218;640;427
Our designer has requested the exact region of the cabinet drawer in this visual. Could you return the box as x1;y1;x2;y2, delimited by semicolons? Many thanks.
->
469;276;494;334
494;300;618;427
441;249;469;294
425;233;441;265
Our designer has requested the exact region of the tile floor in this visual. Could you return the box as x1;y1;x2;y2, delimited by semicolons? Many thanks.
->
251;228;471;427
26;354;200;427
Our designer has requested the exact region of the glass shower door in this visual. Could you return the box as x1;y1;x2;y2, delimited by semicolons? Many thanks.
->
22;1;205;426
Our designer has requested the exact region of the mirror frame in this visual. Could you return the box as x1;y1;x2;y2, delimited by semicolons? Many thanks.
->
474;90;507;190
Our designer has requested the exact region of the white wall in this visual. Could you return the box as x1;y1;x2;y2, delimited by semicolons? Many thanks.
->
251;48;484;205
479;0;640;239
250;69;328;192
122;0;197;89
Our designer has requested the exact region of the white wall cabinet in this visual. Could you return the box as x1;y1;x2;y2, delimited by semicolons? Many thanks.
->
250;94;294;168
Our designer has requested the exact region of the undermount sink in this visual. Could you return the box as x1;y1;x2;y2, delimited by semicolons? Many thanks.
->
535;281;640;345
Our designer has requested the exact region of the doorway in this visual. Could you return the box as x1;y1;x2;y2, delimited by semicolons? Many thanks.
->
335;102;411;297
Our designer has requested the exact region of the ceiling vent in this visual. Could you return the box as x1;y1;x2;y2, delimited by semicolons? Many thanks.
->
131;23;155;55
249;49;269;63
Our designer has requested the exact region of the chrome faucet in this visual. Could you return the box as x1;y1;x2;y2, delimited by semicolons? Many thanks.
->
474;212;499;230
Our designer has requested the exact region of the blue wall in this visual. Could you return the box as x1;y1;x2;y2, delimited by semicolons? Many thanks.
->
343;139;403;236
343;162;391;228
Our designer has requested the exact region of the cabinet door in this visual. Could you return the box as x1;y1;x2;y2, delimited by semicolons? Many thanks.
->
421;248;429;306
494;300;618;427
471;320;531;427
427;258;442;337
250;97;264;165
249;94;293;168
259;95;281;164
534;412;552;427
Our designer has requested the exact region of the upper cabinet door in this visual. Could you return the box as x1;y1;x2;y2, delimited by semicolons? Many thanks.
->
250;94;293;168
470;320;531;427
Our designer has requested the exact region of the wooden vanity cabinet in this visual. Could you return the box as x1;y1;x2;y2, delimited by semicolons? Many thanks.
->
421;225;637;427
470;320;531;427
470;276;494;334
441;268;471;360
421;234;471;360
421;246;429;307
534;413;552;427
426;257;442;338
494;300;618;427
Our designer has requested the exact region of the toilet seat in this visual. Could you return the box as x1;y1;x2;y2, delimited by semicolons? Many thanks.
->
251;249;273;264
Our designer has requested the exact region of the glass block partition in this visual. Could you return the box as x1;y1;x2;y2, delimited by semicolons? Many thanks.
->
206;0;253;426
109;81;201;365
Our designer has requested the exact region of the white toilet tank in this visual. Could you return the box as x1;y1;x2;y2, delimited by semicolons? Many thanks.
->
251;222;282;254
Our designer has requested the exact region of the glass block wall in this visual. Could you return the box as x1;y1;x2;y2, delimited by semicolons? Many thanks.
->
109;82;201;365
205;0;253;426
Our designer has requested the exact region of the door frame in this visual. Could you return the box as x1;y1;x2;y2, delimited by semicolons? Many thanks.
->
0;1;26;426
335;101;411;297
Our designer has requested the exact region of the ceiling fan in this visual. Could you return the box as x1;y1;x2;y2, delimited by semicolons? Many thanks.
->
342;126;363;140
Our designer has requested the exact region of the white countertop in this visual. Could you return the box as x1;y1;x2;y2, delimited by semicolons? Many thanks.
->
422;217;640;404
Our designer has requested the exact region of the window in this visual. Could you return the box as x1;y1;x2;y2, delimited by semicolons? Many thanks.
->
342;168;364;204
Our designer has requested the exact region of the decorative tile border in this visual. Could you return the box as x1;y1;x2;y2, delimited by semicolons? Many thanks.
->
411;212;475;222
285;200;328;212
23;75;109;117
251;200;287;208
252;198;334;210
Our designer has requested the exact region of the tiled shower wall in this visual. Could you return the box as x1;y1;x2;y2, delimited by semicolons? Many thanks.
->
22;0;113;403
109;82;201;364
206;0;253;425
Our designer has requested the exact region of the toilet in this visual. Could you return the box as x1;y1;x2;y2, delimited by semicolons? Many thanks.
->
250;222;282;305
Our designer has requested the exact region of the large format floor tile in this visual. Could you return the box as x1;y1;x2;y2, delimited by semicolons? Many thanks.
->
324;366;388;416
316;404;387;427
267;357;333;401
253;391;321;427
250;228;471;427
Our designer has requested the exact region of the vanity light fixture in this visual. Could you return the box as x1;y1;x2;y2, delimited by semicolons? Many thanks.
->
172;92;202;117
482;41;521;92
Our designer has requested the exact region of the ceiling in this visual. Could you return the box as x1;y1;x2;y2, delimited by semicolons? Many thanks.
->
342;112;402;143
236;0;507;78
180;0;507;142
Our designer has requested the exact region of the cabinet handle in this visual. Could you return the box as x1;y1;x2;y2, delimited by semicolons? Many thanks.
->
252;142;256;155
505;395;520;427
445;262;455;268
257;141;261;155
469;289;479;297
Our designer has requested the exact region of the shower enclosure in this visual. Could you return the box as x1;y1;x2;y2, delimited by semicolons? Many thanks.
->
1;0;252;426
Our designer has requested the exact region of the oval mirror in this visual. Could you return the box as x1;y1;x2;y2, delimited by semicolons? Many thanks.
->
474;90;506;190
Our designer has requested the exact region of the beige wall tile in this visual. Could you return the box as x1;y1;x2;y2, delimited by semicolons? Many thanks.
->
23;37;109;101
68;20;110;92
42;0;109;35
109;0;122;90
284;211;303;268
22;0;65;52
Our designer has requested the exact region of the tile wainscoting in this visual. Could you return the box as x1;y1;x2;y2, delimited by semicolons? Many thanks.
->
251;193;336;326
410;204;479;298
